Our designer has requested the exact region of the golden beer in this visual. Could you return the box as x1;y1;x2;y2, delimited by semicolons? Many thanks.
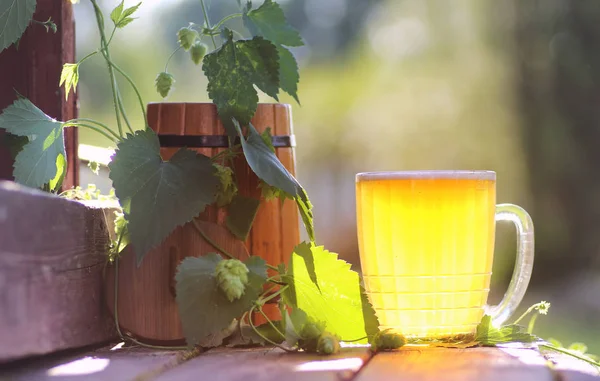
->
356;171;533;340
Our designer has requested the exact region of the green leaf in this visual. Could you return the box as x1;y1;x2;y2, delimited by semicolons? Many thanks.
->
113;210;130;253
284;307;308;347
175;254;267;347
243;0;303;47
282;244;379;343
475;315;538;346
198;319;238;348
226;321;283;347
110;1;124;25
203;31;280;136
292;242;320;292
59;63;79;100
547;338;563;348
234;121;295;197
226;195;260;241
234;121;315;242
296;188;315;242
108;130;219;265
121;2;141;19
48;153;66;191
568;342;588;354
276;46;300;103
0;0;36;52
110;1;141;28
260;127;276;153
0;98;66;189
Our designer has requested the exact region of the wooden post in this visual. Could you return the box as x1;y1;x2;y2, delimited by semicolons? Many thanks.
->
0;0;78;189
105;103;300;343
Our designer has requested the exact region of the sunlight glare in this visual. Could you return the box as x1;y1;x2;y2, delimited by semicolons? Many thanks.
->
110;342;125;351
46;357;110;377
294;357;363;372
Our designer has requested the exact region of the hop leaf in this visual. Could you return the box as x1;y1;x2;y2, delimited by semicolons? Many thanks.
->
371;329;406;352
155;72;174;98
110;1;141;29
190;41;208;65
109;210;130;261
176;255;267;347
60;63;79;100
317;332;341;355
0;98;68;190
203;31;280;136
177;27;199;51
88;160;100;175
214;163;237;207
215;259;250;302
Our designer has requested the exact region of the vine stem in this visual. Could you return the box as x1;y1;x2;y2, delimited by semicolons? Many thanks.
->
65;122;119;143
109;61;148;129
200;0;218;49
266;264;278;272
258;308;286;341
164;47;182;72
65;118;121;140
527;314;538;334
116;87;134;134
540;344;600;369
212;13;242;30
513;303;539;326
78;50;98;65
249;305;296;352
192;219;240;259
91;0;124;139
259;285;288;305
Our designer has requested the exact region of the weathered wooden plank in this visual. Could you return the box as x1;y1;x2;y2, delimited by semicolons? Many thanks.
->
0;0;79;188
155;347;372;381
355;347;555;381
0;181;115;362
1;344;182;381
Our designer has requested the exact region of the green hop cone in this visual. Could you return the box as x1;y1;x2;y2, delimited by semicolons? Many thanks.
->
371;329;406;352
155;72;174;98
215;259;249;302
177;27;199;51
214;164;238;207
190;41;208;65
317;332;341;355
298;319;325;352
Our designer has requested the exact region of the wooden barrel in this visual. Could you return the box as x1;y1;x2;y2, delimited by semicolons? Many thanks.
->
105;103;300;344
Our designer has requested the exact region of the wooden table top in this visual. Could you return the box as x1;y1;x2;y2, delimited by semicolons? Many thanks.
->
2;343;599;381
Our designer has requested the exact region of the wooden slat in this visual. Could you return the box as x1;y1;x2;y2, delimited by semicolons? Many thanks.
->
184;103;218;223
3;345;598;381
0;181;115;362
0;0;78;188
155;347;372;381
356;347;557;381
274;104;300;263
250;105;282;269
1;345;182;381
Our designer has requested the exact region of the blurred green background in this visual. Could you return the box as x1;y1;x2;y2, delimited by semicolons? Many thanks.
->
74;0;600;350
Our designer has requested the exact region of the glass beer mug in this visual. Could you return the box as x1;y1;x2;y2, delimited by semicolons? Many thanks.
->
356;171;534;341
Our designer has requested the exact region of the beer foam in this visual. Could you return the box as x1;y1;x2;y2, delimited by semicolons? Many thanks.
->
356;170;496;181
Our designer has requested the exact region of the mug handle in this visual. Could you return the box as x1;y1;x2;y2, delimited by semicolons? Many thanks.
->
485;203;535;326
